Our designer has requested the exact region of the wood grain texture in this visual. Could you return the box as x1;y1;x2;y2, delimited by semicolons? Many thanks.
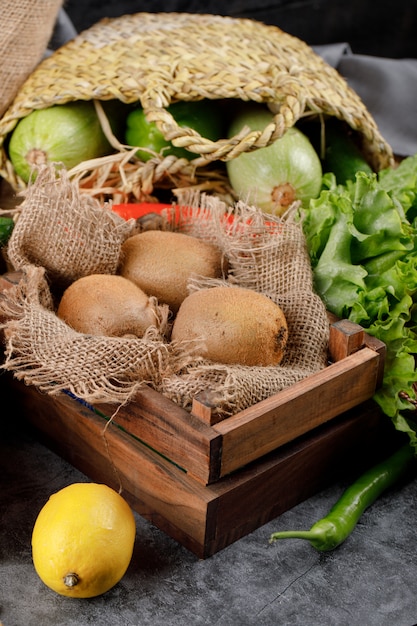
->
95;385;223;485
6;373;395;558
96;342;383;483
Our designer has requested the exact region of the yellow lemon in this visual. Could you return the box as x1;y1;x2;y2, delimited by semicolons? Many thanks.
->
31;482;136;598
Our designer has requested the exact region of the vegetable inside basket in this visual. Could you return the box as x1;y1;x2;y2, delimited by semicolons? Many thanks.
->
0;12;394;205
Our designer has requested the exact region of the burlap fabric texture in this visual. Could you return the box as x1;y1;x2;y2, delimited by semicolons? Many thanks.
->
0;165;329;417
0;12;394;203
0;0;63;119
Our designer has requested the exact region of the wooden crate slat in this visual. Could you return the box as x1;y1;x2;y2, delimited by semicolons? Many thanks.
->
214;347;380;477
95;384;223;485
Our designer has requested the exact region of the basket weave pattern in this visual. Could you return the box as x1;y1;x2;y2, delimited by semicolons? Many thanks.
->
0;12;394;200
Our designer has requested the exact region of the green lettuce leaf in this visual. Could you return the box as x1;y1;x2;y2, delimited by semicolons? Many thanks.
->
301;157;417;452
378;153;417;219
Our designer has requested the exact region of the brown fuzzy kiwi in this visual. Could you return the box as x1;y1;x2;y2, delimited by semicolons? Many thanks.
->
118;230;227;313
57;274;162;337
171;286;288;366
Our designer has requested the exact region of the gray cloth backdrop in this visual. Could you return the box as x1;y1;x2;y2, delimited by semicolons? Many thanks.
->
315;43;417;157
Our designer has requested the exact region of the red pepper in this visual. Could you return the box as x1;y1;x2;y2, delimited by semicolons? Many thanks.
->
111;202;172;220
112;202;278;233
112;202;235;226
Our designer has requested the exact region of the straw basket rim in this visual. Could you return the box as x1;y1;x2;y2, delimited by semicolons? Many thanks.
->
0;11;394;199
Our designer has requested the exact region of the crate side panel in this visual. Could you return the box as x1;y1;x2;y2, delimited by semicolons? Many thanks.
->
95;386;222;484
215;348;380;477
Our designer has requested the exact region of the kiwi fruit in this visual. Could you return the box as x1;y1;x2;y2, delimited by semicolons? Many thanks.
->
118;230;227;313
171;286;288;366
57;273;161;337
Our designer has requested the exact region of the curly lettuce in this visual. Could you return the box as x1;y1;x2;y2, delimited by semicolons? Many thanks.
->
301;155;417;450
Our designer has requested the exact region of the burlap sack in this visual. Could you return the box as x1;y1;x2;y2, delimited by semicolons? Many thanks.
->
0;1;64;118
0;165;329;416
6;165;135;288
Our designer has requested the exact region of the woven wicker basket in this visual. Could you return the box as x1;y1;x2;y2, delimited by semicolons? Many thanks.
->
0;12;394;203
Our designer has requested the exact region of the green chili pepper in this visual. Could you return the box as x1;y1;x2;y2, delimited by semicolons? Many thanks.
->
0;216;14;247
270;443;416;551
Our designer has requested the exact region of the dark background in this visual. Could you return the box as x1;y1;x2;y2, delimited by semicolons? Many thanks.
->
64;0;417;59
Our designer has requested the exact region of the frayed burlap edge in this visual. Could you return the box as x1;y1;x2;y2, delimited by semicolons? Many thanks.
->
0;264;172;404
6;164;135;288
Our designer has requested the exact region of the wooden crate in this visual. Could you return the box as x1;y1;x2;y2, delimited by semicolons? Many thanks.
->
5;374;394;559
0;271;386;486
0;272;391;557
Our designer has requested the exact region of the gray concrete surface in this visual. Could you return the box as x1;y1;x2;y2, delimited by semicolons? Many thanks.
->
1;406;417;626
